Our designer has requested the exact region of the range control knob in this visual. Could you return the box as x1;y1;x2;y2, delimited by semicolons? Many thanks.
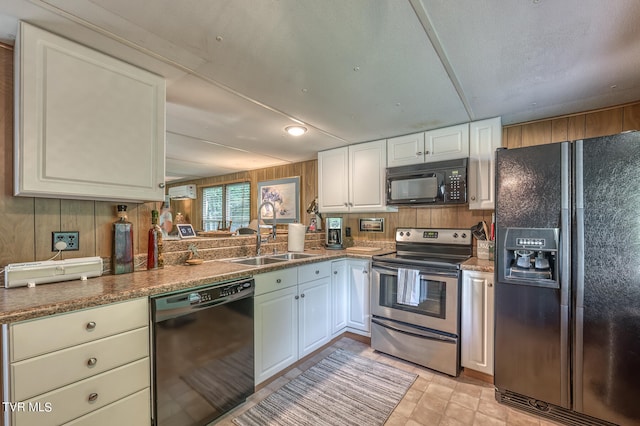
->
461;233;467;238
406;232;411;237
453;233;458;238
399;232;404;237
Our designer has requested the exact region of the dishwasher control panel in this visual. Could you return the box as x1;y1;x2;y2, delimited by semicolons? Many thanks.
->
188;279;254;304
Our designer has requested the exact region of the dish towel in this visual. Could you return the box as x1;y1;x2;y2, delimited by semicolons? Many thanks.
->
397;268;421;306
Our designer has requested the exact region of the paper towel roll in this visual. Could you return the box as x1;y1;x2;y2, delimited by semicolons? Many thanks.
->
288;223;306;252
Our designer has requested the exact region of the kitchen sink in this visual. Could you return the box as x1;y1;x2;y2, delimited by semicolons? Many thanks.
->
227;256;288;266
268;252;321;260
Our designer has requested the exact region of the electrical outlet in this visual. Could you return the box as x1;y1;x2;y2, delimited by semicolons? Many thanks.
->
52;232;80;251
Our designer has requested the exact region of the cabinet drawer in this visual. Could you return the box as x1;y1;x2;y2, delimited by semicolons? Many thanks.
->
12;327;149;401
63;388;150;426
254;268;297;296
10;298;148;361
13;358;149;426
298;261;331;283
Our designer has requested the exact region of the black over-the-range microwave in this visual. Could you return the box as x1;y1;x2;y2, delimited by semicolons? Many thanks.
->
386;158;468;206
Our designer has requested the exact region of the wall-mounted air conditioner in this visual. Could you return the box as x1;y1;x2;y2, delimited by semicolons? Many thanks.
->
168;184;196;199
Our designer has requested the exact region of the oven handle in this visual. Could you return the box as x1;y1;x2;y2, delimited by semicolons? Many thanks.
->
371;317;457;343
372;263;458;278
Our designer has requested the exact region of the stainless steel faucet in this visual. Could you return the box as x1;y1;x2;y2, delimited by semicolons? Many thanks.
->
256;201;277;256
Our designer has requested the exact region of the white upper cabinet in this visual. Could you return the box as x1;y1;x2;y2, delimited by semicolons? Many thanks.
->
14;22;166;202
318;140;392;213
387;123;469;167
468;117;502;210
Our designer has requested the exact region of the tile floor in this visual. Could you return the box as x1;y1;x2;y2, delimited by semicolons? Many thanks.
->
215;336;563;426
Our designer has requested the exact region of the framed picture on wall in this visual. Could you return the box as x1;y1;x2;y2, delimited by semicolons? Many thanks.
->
257;177;300;224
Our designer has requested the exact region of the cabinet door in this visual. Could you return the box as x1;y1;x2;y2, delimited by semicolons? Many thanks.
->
15;22;165;202
387;133;425;167
331;260;348;336
298;278;331;358
318;147;350;213
349;140;387;212
425;123;469;162
346;260;371;333
461;271;495;375
254;287;298;385
469;117;502;210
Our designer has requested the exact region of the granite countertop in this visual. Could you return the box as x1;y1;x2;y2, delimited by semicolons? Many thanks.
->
0;248;393;324
461;257;495;273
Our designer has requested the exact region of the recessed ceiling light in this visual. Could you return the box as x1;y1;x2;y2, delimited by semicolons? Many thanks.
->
285;125;308;136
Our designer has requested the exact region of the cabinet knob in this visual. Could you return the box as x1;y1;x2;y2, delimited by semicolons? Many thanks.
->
333;271;338;275
158;183;165;188
488;283;493;287
471;196;476;201
86;321;96;331
88;393;99;402
348;202;353;207
295;295;299;300
315;270;320;274
276;278;282;283
416;151;423;156
344;202;349;207
300;293;305;298
425;150;430;154
363;270;368;274
87;357;98;367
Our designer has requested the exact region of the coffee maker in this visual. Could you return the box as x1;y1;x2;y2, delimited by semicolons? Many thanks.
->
325;217;344;249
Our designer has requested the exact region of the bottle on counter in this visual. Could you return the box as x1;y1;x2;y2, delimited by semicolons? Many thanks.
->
147;209;164;270
112;204;134;274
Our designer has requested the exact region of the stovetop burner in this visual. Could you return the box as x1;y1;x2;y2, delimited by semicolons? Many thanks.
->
372;228;473;270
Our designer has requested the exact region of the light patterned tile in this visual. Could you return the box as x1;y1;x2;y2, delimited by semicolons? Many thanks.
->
506;408;541;426
444;401;476;425
416;393;449;414
450;391;480;411
425;382;455;400
477;399;509;421
409;403;444;425
474;411;508;426
394;398;418;418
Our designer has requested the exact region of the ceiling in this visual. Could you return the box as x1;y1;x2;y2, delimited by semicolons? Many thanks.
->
1;0;640;182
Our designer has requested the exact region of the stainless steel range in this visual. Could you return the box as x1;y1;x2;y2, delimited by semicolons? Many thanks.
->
371;228;472;376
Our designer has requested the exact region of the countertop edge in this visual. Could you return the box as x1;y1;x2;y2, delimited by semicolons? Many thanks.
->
0;249;392;323
460;257;495;273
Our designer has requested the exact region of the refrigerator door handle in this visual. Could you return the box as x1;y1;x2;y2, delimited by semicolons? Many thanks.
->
559;141;571;408
573;139;585;411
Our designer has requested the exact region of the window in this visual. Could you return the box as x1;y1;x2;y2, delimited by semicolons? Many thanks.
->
202;182;251;231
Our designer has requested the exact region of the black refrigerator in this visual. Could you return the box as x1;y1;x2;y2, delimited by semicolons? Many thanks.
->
494;132;640;426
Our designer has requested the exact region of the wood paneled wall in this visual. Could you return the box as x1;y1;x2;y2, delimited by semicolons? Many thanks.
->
0;44;157;268
503;103;640;149
3;40;640;267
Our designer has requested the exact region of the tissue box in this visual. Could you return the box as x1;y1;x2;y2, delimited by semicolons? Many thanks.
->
477;240;494;260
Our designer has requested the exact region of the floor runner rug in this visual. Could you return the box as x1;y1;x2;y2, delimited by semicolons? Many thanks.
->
233;348;417;426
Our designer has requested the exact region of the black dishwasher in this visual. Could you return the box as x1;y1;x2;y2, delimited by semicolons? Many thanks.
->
151;277;254;426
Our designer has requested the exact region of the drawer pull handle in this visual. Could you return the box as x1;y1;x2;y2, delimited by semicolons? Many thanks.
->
86;321;96;331
276;278;282;283
88;393;99;402
87;357;98;367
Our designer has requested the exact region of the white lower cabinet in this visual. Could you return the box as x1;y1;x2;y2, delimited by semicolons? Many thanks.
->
461;270;495;376
254;284;299;384
346;259;371;334
2;298;151;426
330;260;348;336
254;262;331;385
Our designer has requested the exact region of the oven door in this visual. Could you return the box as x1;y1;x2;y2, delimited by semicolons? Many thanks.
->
371;261;460;335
